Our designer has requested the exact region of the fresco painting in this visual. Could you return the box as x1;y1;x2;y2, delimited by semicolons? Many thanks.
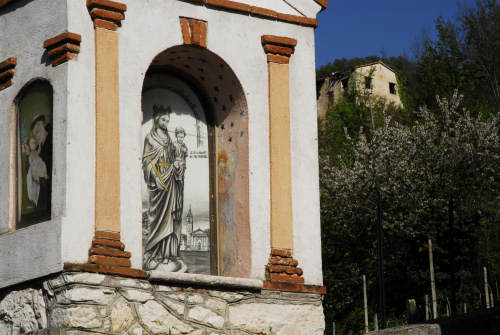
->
142;74;211;274
18;82;53;229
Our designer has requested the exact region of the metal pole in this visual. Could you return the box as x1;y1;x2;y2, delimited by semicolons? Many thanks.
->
363;275;369;333
376;190;386;328
428;239;437;319
425;294;429;320
464;302;467;314
368;79;386;329
484;266;490;309
332;322;336;335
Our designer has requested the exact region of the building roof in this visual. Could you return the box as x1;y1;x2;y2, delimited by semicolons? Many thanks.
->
192;229;209;237
354;60;398;75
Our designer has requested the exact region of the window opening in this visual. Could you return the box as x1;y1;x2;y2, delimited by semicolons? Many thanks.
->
389;82;397;95
365;77;372;89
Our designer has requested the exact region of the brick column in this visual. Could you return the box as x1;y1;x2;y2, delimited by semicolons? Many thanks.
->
261;35;304;285
64;0;145;278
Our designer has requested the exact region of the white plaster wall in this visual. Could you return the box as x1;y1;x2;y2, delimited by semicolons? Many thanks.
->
284;0;323;17
0;0;68;288
232;0;300;15
0;0;324;287
290;28;323;285
118;0;323;284
60;0;96;264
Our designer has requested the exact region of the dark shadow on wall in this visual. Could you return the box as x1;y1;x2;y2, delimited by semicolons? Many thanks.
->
0;0;36;15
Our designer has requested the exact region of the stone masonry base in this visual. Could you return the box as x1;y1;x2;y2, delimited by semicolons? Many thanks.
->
0;272;325;335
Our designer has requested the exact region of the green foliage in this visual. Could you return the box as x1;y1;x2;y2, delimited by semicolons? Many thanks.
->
320;92;500;334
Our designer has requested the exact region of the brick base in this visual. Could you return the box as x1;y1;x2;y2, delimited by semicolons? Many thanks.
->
265;248;304;284
63;230;146;279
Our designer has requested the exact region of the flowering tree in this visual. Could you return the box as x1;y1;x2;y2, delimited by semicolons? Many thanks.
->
320;91;500;333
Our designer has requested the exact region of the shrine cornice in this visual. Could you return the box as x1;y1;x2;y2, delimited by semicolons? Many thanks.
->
0;0;320;27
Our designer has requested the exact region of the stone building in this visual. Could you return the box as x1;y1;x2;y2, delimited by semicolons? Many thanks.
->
317;60;403;119
0;0;327;334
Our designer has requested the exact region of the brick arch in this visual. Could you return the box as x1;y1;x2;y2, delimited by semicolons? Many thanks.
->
142;45;251;278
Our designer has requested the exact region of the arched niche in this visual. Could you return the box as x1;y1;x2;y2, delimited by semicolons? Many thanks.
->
9;79;53;231
141;45;250;277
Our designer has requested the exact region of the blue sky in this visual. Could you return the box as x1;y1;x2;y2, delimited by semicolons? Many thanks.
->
314;0;476;67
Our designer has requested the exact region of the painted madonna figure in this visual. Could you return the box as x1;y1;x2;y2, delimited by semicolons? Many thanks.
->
143;105;187;272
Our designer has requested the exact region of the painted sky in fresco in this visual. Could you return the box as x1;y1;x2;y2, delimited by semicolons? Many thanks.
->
315;0;477;67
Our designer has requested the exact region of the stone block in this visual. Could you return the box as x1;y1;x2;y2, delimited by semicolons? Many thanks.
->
205;297;227;315
111;298;135;333
119;288;154;302
137;300;193;334
187;306;225;329
228;302;325;335
50;306;102;329
187;293;204;304
109;277;152;290
157;296;186;316
62;273;106;286
207;291;246;303
0;288;47;334
56;286;116;305
156;292;186;302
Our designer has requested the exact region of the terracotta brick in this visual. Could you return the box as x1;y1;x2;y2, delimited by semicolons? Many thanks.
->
263;44;294;56
86;0;127;12
0;69;14;83
263;281;327;294
261;35;297;48
89;255;131;267
89;247;131;258
191;20;202;46
94;18;118;31
90;8;125;22
267;273;305;284
267;54;289;64
314;0;328;9
180;18;192;45
94;230;121;241
47;43;80;59
267;265;303;275
206;0;250;13
97;264;148;279
301;17;319;27
270;248;292;258
276;13;318;27
0;79;13;91
92;238;125;250
269;257;298;266
43;32;82;49
198;21;207;48
51;52;77;67
63;262;99;273
250;6;277;19
0;57;16;72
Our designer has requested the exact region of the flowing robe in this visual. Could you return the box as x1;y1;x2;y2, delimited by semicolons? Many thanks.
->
143;127;184;265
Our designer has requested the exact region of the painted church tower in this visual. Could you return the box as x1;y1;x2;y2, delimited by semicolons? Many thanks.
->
186;205;194;248
0;0;328;333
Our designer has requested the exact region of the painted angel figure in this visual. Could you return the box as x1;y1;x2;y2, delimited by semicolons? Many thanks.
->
24;135;48;206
